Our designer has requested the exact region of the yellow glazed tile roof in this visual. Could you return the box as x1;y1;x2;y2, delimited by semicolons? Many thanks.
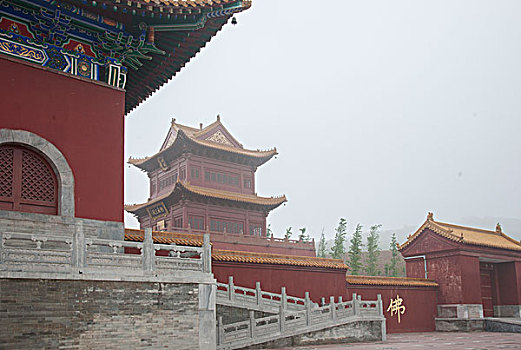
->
212;249;348;269
400;213;521;252
346;275;438;287
128;118;276;167
180;181;286;206
125;180;286;213
125;228;204;246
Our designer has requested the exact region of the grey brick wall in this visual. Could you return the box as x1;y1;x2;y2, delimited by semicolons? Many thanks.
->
0;279;200;349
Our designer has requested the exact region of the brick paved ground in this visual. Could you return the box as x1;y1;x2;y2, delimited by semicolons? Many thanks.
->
272;332;521;349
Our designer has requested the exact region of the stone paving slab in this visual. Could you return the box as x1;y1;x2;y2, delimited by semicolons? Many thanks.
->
271;332;521;349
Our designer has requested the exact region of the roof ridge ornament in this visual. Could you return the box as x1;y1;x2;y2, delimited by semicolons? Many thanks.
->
496;223;502;233
427;212;434;221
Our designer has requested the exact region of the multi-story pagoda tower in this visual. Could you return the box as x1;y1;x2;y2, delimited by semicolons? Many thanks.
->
126;116;287;240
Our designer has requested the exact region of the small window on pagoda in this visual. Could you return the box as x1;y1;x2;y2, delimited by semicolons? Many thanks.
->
0;145;58;215
249;224;262;236
190;167;200;180
173;217;183;228
244;178;252;189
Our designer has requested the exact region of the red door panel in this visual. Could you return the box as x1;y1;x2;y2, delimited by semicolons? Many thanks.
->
0;145;57;215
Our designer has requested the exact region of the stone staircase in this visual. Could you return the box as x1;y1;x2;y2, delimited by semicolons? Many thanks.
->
215;278;386;350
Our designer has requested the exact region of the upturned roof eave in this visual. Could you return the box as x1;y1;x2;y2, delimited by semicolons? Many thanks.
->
128;129;277;172
399;214;521;253
124;181;287;215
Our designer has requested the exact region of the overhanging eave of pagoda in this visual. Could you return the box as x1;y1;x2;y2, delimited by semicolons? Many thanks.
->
125;181;286;217
128;128;277;172
0;0;251;114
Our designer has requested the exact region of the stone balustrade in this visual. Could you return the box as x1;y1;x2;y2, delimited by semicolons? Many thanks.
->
216;276;315;313
0;227;211;278
216;291;385;349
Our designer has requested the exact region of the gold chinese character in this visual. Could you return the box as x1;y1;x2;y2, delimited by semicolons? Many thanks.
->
386;294;406;323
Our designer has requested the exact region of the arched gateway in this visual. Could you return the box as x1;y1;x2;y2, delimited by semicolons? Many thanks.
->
0;129;74;217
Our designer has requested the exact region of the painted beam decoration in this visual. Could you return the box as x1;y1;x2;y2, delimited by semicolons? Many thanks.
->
0;0;136;86
0;0;250;110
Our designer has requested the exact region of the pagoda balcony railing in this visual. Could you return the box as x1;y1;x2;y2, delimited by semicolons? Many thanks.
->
125;227;315;250
0;228;211;277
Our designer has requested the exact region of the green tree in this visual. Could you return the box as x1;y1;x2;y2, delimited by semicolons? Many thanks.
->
365;224;381;276
330;218;347;259
298;227;307;241
348;224;363;275
386;232;400;277
285;227;293;239
317;228;327;258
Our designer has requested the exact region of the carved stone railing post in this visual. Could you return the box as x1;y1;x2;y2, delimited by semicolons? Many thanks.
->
352;293;358;315
142;228;155;272
321;297;325;306
330;296;336;320
256;282;262;306
281;287;287;311
0;233;4;264
377;294;383;315
305;292;311;326
72;221;86;269
228;276;235;302
279;304;286;333
249;310;255;338
203;233;211;273
217;316;224;345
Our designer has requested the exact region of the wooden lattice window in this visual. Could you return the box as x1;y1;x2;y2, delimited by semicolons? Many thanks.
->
0;145;58;215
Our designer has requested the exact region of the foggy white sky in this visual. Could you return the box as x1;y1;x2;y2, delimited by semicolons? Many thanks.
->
125;0;521;244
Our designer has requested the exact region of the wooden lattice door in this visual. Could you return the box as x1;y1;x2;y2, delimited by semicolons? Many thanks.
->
0;145;58;215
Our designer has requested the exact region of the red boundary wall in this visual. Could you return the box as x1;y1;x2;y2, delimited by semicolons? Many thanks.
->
212;261;348;303
346;284;438;333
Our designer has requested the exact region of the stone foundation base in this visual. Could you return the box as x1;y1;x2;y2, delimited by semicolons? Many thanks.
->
438;304;483;319
436;318;521;333
435;318;485;332
494;305;521;318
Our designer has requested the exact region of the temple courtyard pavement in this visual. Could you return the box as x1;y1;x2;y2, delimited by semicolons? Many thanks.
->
272;332;521;349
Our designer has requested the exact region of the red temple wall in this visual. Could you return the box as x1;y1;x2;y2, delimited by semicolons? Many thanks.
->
496;262;521;305
405;258;426;279
1;57;125;222
459;255;482;304
346;285;438;333
423;254;480;304
212;261;348;303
